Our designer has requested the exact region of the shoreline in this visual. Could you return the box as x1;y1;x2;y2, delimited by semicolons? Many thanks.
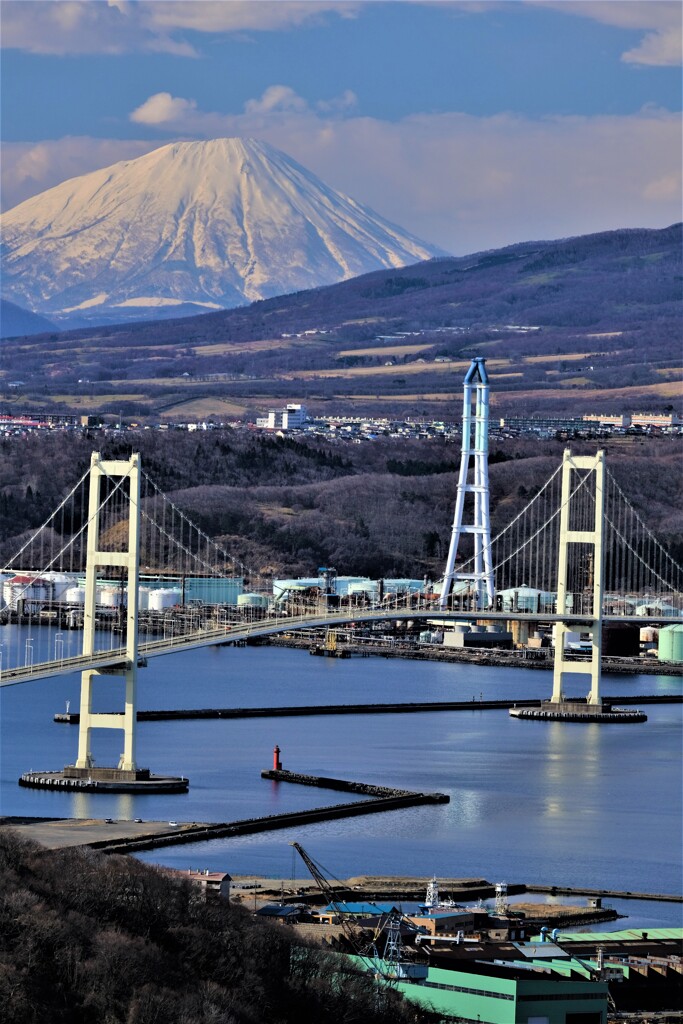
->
260;636;683;675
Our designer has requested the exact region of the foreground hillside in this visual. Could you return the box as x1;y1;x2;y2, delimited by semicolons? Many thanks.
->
1;224;680;419
0;432;680;578
0;829;420;1024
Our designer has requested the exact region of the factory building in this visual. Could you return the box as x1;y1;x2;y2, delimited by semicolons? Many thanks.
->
349;952;609;1024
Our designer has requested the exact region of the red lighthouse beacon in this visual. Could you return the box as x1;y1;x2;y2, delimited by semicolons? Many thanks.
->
273;745;282;771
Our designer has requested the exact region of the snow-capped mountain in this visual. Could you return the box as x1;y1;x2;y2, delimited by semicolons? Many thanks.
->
1;138;444;326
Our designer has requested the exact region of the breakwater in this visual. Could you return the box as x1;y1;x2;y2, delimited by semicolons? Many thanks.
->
54;693;682;725
528;884;682;904
83;771;448;854
259;767;449;801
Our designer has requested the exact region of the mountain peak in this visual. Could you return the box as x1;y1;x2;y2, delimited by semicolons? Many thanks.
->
1;138;444;327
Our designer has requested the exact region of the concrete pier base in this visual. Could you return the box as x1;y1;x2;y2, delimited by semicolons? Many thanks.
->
509;701;646;723
19;768;189;793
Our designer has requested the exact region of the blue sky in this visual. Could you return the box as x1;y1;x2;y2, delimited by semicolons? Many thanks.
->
1;1;681;253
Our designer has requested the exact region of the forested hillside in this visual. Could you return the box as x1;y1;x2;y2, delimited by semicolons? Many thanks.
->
1;224;680;420
0;431;680;577
0;829;422;1024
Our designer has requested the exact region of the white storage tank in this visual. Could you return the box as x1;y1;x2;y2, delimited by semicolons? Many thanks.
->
148;588;181;611
42;572;73;602
99;587;126;608
237;593;269;610
138;587;150;611
64;586;86;605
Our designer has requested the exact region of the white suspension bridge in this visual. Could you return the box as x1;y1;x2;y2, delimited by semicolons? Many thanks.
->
1;374;681;787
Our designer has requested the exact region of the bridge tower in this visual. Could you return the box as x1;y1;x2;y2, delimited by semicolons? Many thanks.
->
72;452;142;773
551;449;605;708
440;357;494;610
61;452;187;791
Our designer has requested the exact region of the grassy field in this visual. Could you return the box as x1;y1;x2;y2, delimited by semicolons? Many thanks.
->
159;396;248;418
337;343;436;358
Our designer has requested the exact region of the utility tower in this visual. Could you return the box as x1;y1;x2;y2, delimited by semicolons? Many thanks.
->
440;357;494;610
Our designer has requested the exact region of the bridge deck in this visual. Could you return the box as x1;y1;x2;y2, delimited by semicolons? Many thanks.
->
2;608;681;687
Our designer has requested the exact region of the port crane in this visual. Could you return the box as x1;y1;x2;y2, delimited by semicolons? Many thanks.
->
289;841;370;955
289;842;426;987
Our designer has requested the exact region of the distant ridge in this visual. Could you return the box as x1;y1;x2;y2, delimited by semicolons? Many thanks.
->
0;138;445;327
0;300;56;340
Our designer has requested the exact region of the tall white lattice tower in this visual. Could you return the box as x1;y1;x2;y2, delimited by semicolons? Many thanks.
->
440;357;494;610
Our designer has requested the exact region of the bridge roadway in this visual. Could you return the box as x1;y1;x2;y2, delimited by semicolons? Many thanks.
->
1;607;682;688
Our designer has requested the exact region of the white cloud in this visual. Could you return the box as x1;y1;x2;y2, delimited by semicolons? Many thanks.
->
622;27;682;67
244;86;309;116
130;92;198;125
3;101;681;254
316;89;358;113
145;1;360;34
530;1;682;66
0;0;359;56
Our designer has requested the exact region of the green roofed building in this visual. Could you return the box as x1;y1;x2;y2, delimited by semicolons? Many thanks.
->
349;955;609;1024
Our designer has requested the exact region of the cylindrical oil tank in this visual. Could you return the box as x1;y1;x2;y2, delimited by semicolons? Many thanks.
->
64;586;86;605
486;624;500;633
602;623;639;658
658;624;683;663
148;588;181;611
99;587;126;608
237;593;269;610
138;587;150;611
42;572;73;602
470;624;484;633
640;627;657;644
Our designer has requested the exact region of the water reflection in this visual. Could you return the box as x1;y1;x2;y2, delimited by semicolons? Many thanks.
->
2;644;680;898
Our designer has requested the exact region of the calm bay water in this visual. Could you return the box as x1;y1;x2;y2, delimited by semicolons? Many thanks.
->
1;633;681;929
